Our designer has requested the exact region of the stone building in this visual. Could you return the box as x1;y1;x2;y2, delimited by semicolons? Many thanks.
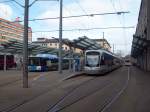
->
92;39;111;51
131;0;150;71
33;37;83;54
33;38;70;51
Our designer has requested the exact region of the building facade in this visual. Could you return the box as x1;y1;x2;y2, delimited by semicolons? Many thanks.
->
92;39;111;51
131;0;150;71
0;18;32;43
33;38;83;54
33;38;70;51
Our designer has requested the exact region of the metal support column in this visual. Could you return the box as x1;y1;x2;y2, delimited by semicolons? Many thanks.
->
113;44;114;53
59;0;63;74
103;32;104;48
4;54;6;71
23;0;29;88
69;46;72;72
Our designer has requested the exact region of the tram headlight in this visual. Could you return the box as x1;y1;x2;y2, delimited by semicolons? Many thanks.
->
36;66;41;70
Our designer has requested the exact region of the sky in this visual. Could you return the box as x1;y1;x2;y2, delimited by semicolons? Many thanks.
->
0;0;141;56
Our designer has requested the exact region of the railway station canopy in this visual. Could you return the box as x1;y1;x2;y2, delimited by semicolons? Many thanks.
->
0;39;58;55
131;35;150;58
0;36;101;56
63;36;101;50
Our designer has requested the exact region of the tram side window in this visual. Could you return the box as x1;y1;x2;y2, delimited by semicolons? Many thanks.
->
46;60;51;66
29;58;40;66
51;59;58;63
100;55;105;65
100;53;113;65
40;58;47;66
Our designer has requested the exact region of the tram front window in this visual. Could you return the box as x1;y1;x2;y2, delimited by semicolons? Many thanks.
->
86;52;100;67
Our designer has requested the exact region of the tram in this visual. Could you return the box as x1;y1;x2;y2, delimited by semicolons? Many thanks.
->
124;59;132;66
28;54;69;72
84;49;122;75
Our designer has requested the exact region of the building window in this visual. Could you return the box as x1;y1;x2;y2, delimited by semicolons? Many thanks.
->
55;43;57;46
0;36;6;39
50;43;52;46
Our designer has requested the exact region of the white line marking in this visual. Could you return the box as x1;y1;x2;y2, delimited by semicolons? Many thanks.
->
33;74;43;81
100;67;130;112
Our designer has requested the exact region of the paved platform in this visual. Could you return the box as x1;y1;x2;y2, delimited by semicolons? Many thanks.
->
105;66;150;112
0;67;150;112
0;70;82;112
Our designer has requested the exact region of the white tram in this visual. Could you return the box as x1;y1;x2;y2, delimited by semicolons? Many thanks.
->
84;49;122;75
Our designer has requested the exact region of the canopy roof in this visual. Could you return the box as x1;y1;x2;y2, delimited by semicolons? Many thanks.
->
0;39;57;55
63;36;101;50
0;36;101;56
131;35;150;58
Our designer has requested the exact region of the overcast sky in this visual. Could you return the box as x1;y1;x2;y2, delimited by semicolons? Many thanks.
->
0;0;141;56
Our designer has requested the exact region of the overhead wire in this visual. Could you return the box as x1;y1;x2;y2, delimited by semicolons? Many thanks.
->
30;2;59;39
72;0;93;36
110;0;122;25
15;11;129;22
32;26;135;33
63;5;87;28
0;0;13;3
7;1;24;17
72;0;87;15
63;1;89;37
109;0;129;53
117;0;129;53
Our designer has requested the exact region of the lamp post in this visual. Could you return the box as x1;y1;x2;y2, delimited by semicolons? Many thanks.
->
103;32;104;48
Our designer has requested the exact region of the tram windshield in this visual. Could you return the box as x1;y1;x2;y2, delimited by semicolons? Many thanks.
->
86;52;100;67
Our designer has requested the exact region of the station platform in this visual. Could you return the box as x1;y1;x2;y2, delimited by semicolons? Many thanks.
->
105;66;150;112
0;67;150;112
0;70;82;112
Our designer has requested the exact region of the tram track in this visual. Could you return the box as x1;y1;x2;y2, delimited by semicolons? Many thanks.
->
46;67;129;112
1;67;128;112
0;74;39;88
0;79;21;88
98;67;130;112
0;74;96;112
47;80;112;112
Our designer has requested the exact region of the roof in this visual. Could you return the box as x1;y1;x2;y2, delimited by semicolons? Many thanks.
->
33;36;101;50
0;39;58;55
85;49;121;59
62;36;101;50
33;39;59;43
0;36;102;57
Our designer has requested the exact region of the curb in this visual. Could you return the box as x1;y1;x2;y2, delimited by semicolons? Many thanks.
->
61;72;84;81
